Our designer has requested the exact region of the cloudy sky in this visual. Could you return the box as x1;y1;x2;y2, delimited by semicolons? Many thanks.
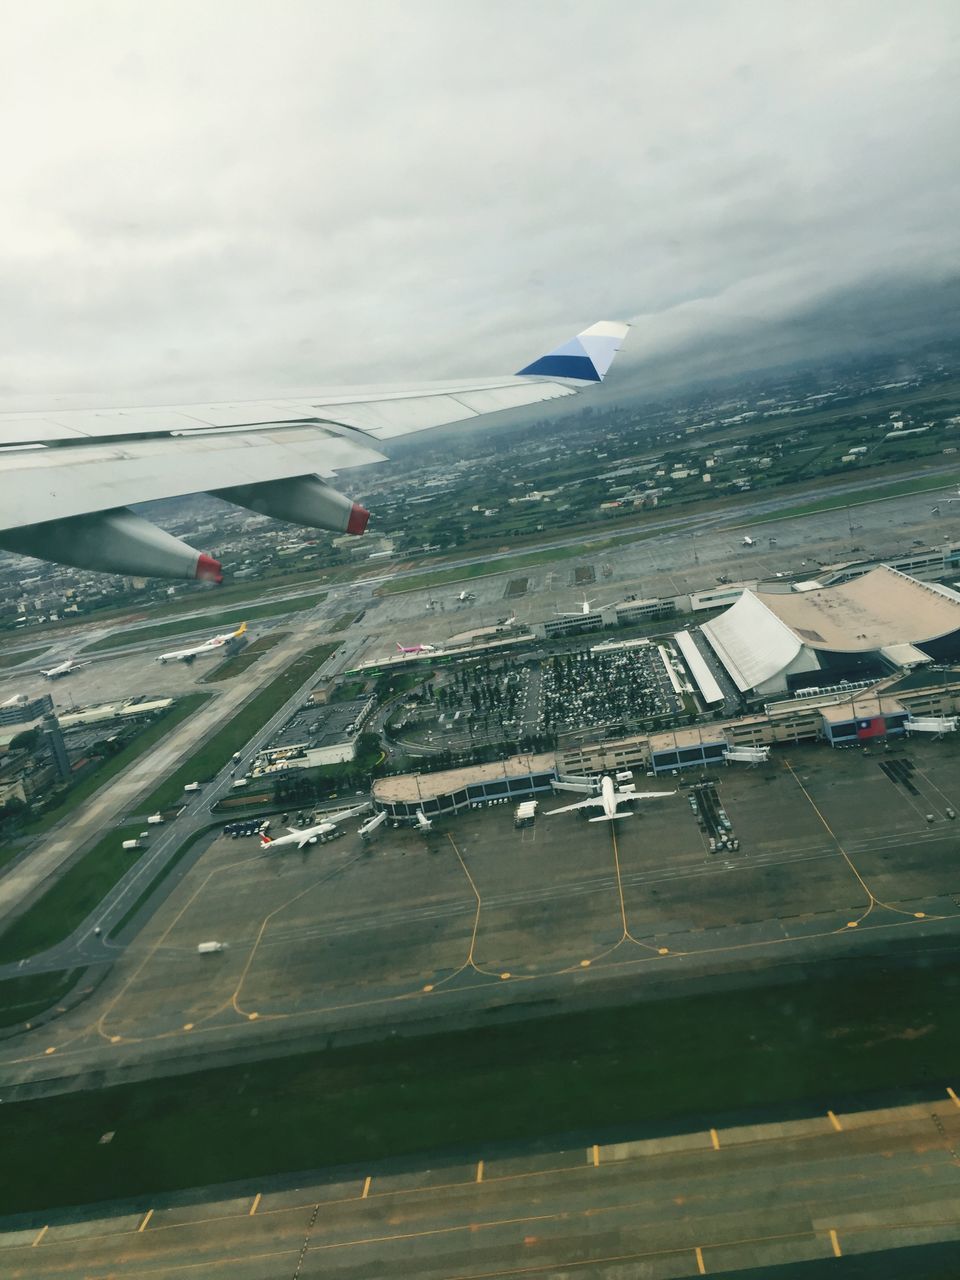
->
1;0;958;404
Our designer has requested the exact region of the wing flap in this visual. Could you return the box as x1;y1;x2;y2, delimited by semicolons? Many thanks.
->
0;427;387;531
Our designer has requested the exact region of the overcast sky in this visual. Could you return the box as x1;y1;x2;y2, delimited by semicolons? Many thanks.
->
1;0;957;404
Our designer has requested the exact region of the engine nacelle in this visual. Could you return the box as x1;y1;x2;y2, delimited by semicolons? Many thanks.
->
0;508;222;582
212;475;369;535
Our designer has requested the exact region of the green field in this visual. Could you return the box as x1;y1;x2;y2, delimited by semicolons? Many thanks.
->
740;470;960;529
0;968;84;1029
0;824;143;962
82;592;327;652
0;645;47;670
4;948;959;1212
135;641;338;813
377;541;636;596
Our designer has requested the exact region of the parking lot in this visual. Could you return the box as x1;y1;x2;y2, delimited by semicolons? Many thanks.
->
12;736;960;1072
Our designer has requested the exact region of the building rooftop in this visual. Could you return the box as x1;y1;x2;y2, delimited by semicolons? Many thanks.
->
373;752;556;804
755;566;960;652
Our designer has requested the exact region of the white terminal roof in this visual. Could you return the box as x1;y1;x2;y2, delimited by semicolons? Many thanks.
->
701;566;960;694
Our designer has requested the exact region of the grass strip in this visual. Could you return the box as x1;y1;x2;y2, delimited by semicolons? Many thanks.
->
82;593;327;653
201;634;287;683
4;951;960;1212
0;825;144;962
0;968;84;1029
0;645;47;670
23;695;210;836
741;471;960;529
136;641;338;813
329;610;360;632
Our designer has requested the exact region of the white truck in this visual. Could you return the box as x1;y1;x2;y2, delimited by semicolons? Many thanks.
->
183;781;201;793
197;941;225;954
122;838;143;851
146;813;164;825
231;777;249;789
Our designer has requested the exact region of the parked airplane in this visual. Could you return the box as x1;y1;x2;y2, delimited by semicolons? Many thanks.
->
0;320;629;582
548;774;676;822
260;801;371;850
41;657;88;680
396;641;440;655
157;621;247;664
742;536;756;547
457;590;476;602
555;595;596;618
414;809;434;832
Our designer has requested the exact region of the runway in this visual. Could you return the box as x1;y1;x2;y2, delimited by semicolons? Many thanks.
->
4;1098;960;1277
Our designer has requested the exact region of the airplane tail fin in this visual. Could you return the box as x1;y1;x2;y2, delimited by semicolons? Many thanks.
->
234;622;247;637
517;320;630;384
260;834;272;846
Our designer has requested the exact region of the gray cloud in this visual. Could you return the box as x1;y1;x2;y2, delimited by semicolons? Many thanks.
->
0;0;957;405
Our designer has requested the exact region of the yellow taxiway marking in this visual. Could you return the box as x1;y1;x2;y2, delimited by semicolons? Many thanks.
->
138;1208;154;1233
361;1176;372;1199
44;1046;55;1055
476;1160;484;1184
948;1087;960;1109
580;959;591;967
422;983;434;992
249;1193;261;1216
828;1110;843;1132
247;1012;259;1021
183;1022;194;1031
710;1128;720;1151
695;1243;707;1274
592;1144;600;1168
31;1225;48;1247
500;972;511;980
830;1227;842;1257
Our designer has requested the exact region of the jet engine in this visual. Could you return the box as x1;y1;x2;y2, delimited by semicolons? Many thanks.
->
212;476;369;535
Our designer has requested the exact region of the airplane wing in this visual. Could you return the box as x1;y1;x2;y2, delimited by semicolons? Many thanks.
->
322;801;372;825
547;796;606;815
0;320;629;581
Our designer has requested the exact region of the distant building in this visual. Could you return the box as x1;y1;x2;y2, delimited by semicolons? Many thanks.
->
0;692;54;726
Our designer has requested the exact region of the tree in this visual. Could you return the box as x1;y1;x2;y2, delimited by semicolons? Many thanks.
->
9;728;39;753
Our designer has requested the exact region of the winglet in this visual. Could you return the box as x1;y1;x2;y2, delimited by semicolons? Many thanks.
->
517;320;630;383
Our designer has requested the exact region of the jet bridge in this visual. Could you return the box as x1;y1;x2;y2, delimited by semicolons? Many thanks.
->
722;745;771;765
904;715;959;735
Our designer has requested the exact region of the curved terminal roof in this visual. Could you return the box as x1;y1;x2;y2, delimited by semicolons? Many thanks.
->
754;566;960;652
701;592;804;693
700;566;960;694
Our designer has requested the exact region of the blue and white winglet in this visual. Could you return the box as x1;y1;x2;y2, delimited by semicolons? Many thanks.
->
517;320;630;383
0;319;630;582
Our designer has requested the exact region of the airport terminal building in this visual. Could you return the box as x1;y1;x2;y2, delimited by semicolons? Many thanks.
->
697;566;960;701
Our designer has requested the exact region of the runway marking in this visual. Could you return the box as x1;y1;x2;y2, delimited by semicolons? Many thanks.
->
362;1176;372;1198
230;851;367;1017
829;1227;842;1257
592;1144;600;1167
948;1087;960;1108
31;1225;47;1247
710;1128;720;1150
138;1208;154;1232
249;1193;261;1216
782;760;945;928
695;1244;707;1274
476;1160;484;1184
828;1110;843;1132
